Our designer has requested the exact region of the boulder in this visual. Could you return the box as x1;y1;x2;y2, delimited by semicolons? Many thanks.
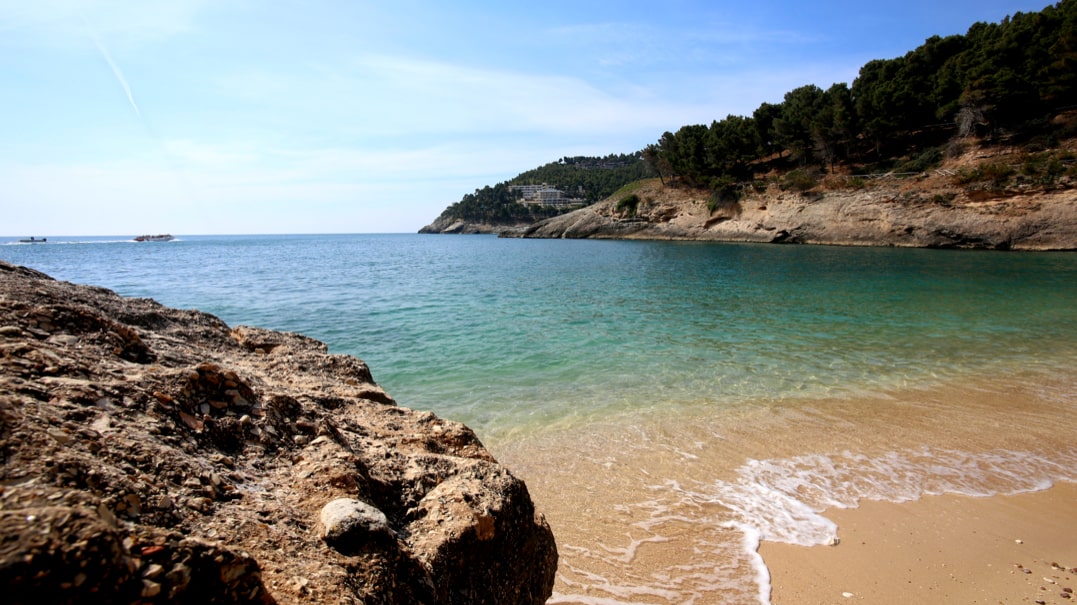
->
320;498;391;551
0;260;557;604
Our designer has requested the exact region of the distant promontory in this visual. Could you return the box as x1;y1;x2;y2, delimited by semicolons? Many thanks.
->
422;2;1077;249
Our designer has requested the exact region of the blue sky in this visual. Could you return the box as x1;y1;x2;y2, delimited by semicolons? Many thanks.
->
0;0;1055;235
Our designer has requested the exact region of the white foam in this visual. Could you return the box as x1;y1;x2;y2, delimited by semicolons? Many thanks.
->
597;534;671;564
725;522;771;605
709;478;839;547
645;446;1077;604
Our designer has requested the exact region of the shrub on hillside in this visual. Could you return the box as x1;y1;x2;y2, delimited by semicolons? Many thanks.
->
616;194;640;218
779;169;819;192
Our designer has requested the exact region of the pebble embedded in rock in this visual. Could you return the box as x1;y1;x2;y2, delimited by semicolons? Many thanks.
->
141;579;162;598
320;498;391;550
46;427;72;444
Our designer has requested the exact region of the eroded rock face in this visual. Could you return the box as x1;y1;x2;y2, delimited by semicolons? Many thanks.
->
421;135;1077;247
418;216;528;235
514;180;1077;250
0;261;557;604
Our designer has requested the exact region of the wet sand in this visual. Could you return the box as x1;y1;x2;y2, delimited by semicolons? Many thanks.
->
493;375;1077;604
763;481;1077;604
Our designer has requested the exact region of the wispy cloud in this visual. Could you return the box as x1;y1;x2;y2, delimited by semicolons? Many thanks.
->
214;53;717;143
158;136;562;190
84;21;140;118
0;0;206;48
546;19;822;69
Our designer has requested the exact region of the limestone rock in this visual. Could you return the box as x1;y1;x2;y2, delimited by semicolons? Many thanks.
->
418;215;527;235
0;260;557;604
320;498;391;550
514;179;1077;250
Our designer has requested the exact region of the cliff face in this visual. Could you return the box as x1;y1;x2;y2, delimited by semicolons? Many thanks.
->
514;179;1077;250
418;216;529;235
0;261;556;604
424;141;1077;249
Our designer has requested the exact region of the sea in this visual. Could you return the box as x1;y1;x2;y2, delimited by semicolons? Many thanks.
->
3;233;1076;604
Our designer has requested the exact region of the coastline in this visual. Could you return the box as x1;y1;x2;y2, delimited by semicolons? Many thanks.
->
0;260;559;604
510;179;1077;250
423;169;1077;251
4;238;1075;604
492;373;1077;604
762;482;1077;604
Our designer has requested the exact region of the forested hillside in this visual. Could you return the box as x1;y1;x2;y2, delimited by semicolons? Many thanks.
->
645;0;1077;194
425;154;654;227
511;153;657;203
424;0;1077;232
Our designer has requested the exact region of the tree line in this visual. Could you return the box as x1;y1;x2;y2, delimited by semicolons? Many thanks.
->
434;153;655;224
511;153;657;204
643;0;1077;191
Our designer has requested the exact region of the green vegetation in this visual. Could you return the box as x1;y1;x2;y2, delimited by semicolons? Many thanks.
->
436;183;564;226
643;0;1077;192
932;192;959;206
511;154;657;204
779;169;819;192
615;194;641;217
430;1;1077;229
954;161;1017;188
1019;150;1074;185
608;178;659;201
432;153;655;226
953;149;1076;189
894;147;945;174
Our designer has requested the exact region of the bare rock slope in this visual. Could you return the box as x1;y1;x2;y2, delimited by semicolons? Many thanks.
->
0;261;556;604
517;178;1077;250
418;217;509;235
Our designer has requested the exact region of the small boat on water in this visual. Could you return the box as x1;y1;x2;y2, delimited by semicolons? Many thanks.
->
18;237;46;243
134;234;175;242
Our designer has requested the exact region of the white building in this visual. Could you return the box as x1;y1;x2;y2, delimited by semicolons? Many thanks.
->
510;183;566;206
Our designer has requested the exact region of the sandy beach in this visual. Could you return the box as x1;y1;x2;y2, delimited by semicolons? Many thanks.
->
493;375;1077;605
763;481;1077;604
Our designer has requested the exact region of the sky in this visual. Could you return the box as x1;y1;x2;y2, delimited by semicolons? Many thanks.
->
0;0;1058;235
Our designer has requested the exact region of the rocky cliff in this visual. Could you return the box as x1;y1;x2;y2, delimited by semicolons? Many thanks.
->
418;217;515;235
427;143;1077;250
513;177;1077;250
0;261;557;604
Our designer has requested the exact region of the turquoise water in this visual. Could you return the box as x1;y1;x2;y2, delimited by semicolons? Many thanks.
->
4;234;1074;438
4;233;1077;604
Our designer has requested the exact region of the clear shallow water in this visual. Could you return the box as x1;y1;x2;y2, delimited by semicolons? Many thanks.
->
4;233;1077;604
5;234;1073;436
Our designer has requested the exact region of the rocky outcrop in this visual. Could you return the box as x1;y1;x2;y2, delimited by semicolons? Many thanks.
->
513;179;1077;250
418;216;528;235
0;261;556;604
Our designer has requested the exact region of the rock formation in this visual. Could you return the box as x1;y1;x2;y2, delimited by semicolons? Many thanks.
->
512;178;1077;250
424;143;1077;250
418;217;511;235
0;261;557;604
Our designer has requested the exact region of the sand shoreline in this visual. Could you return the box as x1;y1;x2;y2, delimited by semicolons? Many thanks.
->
492;373;1077;604
762;481;1077;604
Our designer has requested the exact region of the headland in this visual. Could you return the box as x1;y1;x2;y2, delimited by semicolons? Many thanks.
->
0;260;557;604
